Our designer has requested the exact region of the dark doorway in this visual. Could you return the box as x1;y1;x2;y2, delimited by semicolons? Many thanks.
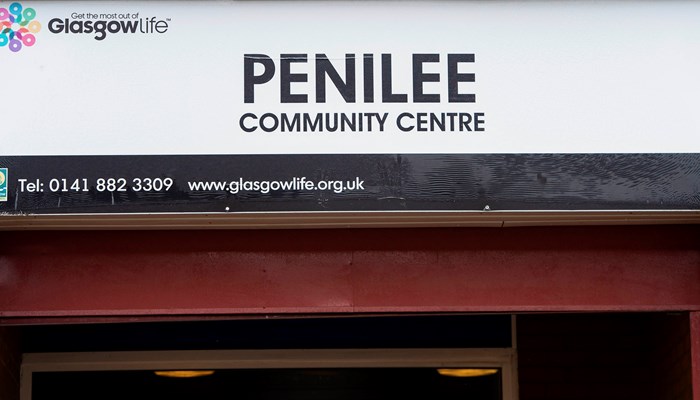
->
33;368;502;400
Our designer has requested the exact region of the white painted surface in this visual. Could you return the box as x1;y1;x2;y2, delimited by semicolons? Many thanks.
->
2;1;699;155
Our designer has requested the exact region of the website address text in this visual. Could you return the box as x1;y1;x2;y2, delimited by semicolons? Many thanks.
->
188;177;365;194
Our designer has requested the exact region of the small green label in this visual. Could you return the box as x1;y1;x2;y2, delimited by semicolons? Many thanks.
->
0;168;7;202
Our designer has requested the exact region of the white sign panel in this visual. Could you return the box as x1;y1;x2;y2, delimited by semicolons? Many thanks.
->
1;0;699;155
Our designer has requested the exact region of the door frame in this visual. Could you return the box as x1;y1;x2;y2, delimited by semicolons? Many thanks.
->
21;348;518;400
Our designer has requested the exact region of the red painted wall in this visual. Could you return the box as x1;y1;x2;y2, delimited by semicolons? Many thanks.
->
3;225;700;399
692;313;700;400
1;225;699;321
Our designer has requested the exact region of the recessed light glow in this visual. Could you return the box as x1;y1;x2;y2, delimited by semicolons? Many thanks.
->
154;370;215;378
437;368;499;378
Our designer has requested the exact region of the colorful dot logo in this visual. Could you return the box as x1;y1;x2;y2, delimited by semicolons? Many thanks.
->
0;2;41;53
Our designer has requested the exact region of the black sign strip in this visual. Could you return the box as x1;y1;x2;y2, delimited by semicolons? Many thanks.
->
0;154;698;214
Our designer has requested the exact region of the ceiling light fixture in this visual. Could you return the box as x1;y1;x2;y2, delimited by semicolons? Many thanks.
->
154;370;215;378
437;368;499;378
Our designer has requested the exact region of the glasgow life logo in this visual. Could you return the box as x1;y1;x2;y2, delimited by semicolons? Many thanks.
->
0;2;41;52
0;168;7;202
48;11;169;41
